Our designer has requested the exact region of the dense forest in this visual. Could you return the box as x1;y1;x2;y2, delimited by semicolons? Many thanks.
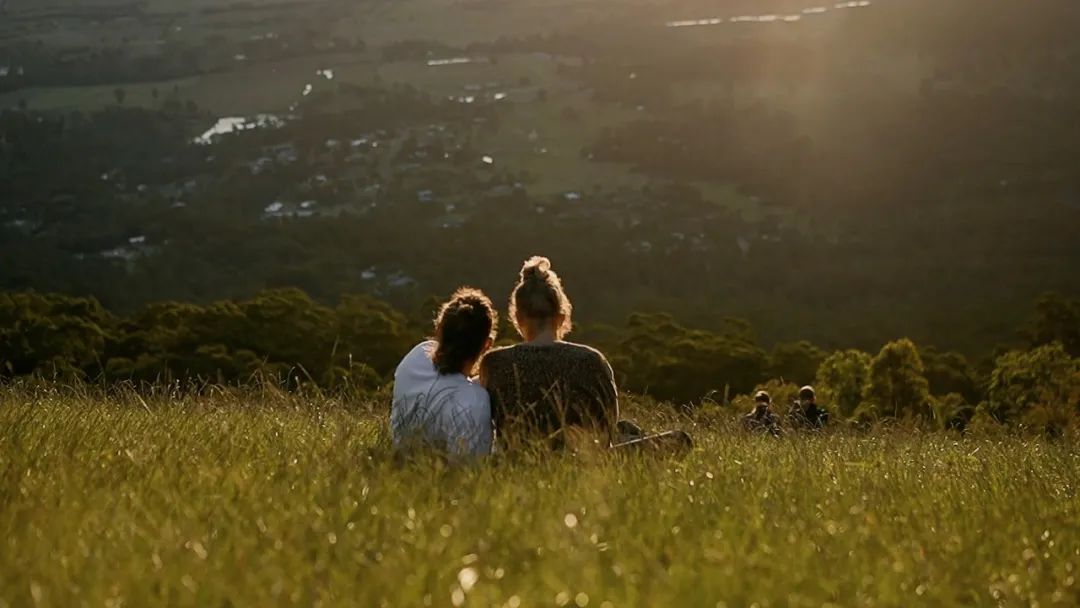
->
1;0;1078;425
1;0;1078;358
3;288;1078;433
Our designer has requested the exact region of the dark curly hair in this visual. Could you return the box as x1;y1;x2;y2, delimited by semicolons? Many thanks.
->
433;287;498;375
509;256;573;339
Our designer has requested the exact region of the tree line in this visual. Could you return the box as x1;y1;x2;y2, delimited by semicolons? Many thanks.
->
2;289;1077;433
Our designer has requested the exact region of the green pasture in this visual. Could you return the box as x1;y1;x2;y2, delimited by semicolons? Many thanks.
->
2;387;1078;606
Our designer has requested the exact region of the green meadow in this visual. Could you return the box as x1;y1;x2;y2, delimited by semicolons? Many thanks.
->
2;386;1078;607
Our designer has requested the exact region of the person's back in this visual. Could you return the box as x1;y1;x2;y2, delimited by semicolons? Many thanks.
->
480;255;691;453
478;256;622;447
392;341;492;456
480;341;618;444
390;288;498;458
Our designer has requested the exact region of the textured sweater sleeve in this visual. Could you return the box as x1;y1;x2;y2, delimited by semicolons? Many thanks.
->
596;351;620;436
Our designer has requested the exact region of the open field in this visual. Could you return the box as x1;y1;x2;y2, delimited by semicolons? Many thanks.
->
0;0;895;211
0;53;368;115
2;386;1079;606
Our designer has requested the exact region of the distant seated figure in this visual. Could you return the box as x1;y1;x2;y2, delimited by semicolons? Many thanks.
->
480;257;620;448
743;390;782;437
788;385;830;430
391;288;498;458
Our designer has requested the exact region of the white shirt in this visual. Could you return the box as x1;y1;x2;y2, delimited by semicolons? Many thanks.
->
391;341;493;457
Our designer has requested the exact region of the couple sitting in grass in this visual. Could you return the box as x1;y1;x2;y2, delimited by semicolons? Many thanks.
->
391;255;691;457
741;387;830;437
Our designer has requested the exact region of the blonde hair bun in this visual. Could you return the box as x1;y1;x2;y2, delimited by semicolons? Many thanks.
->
510;255;573;339
520;256;552;282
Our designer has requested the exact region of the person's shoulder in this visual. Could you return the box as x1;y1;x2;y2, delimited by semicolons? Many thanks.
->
559;341;612;366
559;341;608;358
407;340;437;359
479;344;515;370
484;344;516;359
396;341;437;375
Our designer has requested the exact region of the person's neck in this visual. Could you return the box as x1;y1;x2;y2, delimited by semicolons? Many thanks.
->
526;327;559;345
454;359;477;377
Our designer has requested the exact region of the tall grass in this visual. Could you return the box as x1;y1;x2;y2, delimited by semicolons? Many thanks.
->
1;384;1078;607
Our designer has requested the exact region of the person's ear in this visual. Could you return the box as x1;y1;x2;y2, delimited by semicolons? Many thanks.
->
484;337;494;352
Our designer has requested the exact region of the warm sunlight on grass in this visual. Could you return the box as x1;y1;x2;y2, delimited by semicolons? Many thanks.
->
2;387;1078;606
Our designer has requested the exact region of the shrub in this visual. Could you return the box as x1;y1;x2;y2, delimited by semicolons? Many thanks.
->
931;393;973;431
608;313;769;404
984;343;1079;433
863;339;931;421
770;341;825;387
816;349;873;419
1025;293;1080;356
920;346;979;403
0;292;115;378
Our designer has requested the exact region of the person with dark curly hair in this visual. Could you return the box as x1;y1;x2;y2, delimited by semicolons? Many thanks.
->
391;287;498;457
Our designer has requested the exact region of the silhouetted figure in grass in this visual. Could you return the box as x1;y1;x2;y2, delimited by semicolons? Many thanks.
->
480;256;691;453
788;385;830;430
743;390;782;437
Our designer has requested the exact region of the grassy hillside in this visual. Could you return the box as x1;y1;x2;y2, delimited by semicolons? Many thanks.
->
2;386;1078;606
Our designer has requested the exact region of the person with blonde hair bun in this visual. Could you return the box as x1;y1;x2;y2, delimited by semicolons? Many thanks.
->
480;256;692;452
479;256;619;448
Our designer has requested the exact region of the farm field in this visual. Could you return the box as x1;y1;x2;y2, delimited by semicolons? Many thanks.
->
2;387;1078;607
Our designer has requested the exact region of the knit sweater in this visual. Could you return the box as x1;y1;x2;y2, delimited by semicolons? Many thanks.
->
479;342;619;444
